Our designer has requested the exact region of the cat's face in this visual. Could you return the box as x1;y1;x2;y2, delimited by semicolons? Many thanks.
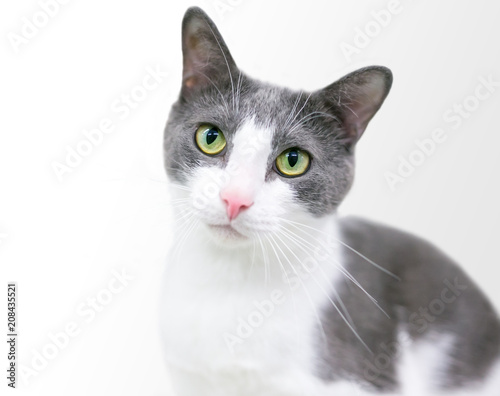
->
164;7;392;247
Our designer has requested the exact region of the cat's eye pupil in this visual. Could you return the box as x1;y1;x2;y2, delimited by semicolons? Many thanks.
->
206;128;218;145
195;124;226;155
275;148;310;177
287;151;299;168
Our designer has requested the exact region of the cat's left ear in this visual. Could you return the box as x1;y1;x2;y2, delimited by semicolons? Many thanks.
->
180;7;238;99
317;66;392;145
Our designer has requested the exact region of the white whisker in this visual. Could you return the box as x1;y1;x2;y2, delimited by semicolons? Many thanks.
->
273;230;371;352
204;22;235;112
265;233;328;346
275;228;356;328
286;92;313;132
279;224;390;317
282;218;399;280
283;92;303;130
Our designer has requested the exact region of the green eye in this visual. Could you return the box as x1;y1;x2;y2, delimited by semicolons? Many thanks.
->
275;148;310;177
195;124;226;155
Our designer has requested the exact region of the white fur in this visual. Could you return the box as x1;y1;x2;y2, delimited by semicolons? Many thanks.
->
481;360;500;396
161;119;345;395
160;119;500;395
397;333;455;396
396;333;500;396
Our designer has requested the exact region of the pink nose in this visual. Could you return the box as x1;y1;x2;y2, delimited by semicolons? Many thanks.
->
220;190;254;220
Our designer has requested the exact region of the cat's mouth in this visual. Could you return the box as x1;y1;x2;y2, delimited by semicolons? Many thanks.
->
207;224;247;240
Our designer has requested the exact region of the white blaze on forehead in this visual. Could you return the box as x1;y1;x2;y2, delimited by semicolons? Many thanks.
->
225;118;273;193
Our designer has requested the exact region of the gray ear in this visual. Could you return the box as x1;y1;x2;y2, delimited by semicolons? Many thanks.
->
181;7;238;99
318;66;392;145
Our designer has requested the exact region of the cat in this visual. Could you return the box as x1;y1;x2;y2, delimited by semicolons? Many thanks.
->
159;6;500;396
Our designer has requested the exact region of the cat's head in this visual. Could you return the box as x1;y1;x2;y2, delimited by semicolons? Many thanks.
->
164;7;392;247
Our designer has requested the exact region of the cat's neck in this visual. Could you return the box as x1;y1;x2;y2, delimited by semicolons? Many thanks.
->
167;213;343;296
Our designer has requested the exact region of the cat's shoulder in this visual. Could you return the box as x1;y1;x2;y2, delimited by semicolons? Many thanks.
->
336;215;464;281
337;215;443;255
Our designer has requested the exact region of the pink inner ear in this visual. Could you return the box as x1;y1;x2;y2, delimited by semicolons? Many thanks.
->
220;189;254;220
345;77;388;138
181;9;238;97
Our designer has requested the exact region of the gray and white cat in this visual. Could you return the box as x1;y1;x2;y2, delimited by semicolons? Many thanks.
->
160;7;500;396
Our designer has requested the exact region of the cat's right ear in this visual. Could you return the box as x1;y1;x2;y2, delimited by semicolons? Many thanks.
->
180;7;238;99
317;66;393;147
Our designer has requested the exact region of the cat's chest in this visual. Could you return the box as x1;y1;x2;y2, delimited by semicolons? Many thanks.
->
159;222;344;395
159;246;330;375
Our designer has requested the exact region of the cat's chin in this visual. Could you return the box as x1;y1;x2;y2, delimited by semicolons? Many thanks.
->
205;223;252;247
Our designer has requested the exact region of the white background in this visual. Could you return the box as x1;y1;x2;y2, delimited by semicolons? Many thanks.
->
1;0;500;395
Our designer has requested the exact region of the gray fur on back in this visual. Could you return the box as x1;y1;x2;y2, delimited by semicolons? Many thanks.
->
317;216;500;391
